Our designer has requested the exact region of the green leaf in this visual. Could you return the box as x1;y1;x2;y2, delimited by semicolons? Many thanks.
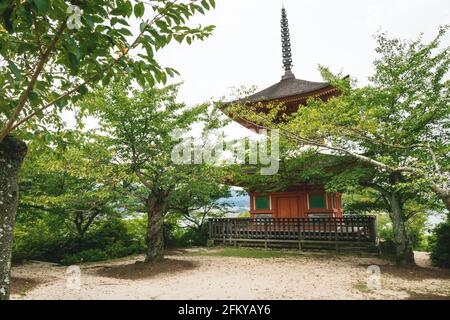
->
28;91;40;106
2;7;14;33
67;52;79;70
7;60;21;80
134;2;145;18
143;43;153;59
124;1;133;17
155;20;168;32
33;0;49;14
117;27;133;37
44;131;51;143
201;0;210;10
111;17;130;27
78;85;89;96
193;4;205;15
174;34;183;43
139;21;147;33
110;8;125;16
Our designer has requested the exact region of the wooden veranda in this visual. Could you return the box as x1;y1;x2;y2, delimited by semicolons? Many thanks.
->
208;216;378;251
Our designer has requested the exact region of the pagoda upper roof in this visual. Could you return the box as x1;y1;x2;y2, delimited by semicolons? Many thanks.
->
239;77;333;104
221;7;342;133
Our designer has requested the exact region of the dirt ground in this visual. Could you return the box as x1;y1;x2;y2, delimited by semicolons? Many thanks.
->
10;249;450;300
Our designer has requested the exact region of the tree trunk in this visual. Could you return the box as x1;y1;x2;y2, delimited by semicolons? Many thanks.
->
389;189;415;266
0;135;27;300
145;196;166;262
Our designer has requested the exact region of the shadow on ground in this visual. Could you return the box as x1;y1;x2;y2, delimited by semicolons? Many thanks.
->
380;265;450;281
359;263;450;281
11;277;42;296
405;292;450;300
93;258;198;280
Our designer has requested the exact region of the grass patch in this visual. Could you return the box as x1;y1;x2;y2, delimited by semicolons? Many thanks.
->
353;280;371;293
188;247;302;259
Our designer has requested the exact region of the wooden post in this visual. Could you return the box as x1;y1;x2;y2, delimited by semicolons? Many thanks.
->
234;219;237;247
335;217;339;253
208;219;212;239
297;218;302;251
370;216;377;244
223;219;227;245
227;219;232;245
264;219;268;249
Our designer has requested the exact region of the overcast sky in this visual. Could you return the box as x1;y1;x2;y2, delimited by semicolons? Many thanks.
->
73;0;449;135
143;0;449;137
156;0;449;105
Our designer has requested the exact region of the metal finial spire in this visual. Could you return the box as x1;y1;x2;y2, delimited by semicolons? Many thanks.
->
281;7;295;80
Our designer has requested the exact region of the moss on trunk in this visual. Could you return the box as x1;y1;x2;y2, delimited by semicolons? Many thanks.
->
145;196;166;262
0;135;27;300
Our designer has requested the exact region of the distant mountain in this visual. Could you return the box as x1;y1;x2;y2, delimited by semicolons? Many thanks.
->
217;189;249;214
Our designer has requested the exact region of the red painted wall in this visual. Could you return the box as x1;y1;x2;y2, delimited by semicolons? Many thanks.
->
249;190;343;218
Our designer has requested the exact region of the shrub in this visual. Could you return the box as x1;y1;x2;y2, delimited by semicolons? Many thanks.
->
174;226;209;247
13;217;146;265
429;221;450;268
163;221;179;248
375;211;428;253
61;249;109;265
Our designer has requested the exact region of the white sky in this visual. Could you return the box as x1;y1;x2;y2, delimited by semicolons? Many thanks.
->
157;0;449;137
70;0;449;136
157;0;449;104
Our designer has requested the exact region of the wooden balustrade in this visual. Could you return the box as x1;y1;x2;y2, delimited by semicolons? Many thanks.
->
208;216;377;248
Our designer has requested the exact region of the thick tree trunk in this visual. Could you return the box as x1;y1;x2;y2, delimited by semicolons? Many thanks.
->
0;136;27;300
145;196;166;262
389;189;415;266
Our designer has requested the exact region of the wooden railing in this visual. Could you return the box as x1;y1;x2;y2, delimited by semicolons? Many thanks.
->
208;216;377;244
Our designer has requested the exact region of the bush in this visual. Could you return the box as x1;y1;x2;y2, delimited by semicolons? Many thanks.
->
13;218;146;265
375;211;428;252
61;249;109;265
429;221;450;268
163;221;179;248
173;226;209;247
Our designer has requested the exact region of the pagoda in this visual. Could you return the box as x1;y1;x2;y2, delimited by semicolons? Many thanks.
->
226;7;344;219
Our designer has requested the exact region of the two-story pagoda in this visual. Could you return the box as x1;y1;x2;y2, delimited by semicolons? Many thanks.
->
226;7;343;219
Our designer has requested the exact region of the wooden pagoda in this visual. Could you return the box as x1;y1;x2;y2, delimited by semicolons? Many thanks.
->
225;7;344;220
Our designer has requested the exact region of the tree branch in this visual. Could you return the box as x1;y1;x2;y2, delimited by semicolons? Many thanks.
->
0;18;67;142
7;1;179;135
134;168;153;190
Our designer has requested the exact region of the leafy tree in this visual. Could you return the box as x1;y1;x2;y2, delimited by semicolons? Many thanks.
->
0;0;215;299
327;165;440;263
344;188;435;251
429;221;450;268
225;136;353;193
87;80;209;262
225;27;449;265
19;131;126;237
167;167;232;231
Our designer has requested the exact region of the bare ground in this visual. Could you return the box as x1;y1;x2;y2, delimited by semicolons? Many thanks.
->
10;249;450;300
